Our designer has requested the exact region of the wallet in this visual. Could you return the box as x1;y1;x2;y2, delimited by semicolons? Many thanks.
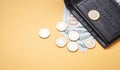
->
64;0;120;48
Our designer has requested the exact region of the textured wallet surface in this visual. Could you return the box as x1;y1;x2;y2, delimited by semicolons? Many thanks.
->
64;0;120;48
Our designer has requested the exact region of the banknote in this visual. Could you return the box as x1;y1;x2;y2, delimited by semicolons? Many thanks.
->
61;6;93;52
66;11;83;27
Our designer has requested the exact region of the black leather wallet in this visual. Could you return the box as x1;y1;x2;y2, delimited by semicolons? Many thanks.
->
64;0;120;48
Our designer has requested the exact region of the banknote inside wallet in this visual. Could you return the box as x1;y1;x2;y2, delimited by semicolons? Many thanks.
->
64;0;120;48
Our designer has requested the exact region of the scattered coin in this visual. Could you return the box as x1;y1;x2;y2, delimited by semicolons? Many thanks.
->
67;42;79;52
84;38;96;49
56;37;67;48
56;22;68;31
68;31;80;41
39;28;50;39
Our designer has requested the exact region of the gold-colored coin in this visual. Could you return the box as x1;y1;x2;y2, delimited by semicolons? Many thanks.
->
88;10;100;20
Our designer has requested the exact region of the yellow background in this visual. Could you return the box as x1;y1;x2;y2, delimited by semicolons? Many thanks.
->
0;0;120;70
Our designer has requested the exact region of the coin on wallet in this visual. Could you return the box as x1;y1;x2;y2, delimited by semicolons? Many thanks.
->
56;37;67;48
56;22;68;31
88;10;100;20
38;28;50;39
